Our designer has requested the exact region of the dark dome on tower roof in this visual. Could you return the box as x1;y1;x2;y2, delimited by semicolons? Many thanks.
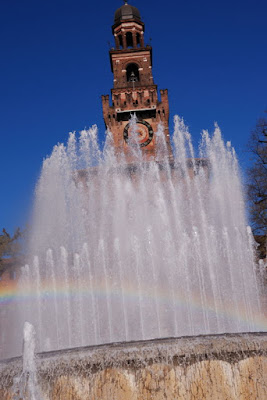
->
114;2;141;24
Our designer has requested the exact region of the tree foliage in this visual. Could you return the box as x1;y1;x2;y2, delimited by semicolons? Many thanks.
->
0;228;22;276
247;112;267;236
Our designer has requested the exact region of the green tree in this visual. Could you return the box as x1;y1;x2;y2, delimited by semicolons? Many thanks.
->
247;112;267;238
0;228;22;276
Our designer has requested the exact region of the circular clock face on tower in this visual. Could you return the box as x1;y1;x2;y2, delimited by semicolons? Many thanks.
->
123;120;154;147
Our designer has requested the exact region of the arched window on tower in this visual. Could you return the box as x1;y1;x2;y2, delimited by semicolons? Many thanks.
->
126;63;140;82
118;34;123;49
126;32;133;48
136;33;141;47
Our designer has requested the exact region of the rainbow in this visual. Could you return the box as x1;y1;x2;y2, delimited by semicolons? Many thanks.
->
1;278;267;332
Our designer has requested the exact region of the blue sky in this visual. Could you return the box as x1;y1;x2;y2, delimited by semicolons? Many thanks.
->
1;0;267;233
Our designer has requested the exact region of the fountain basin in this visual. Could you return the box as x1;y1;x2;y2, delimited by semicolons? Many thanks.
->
0;332;266;399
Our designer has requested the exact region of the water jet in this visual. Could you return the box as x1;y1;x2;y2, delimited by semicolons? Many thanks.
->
1;1;266;398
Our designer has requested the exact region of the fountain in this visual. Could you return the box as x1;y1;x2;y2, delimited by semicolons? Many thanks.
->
9;322;42;400
0;117;266;399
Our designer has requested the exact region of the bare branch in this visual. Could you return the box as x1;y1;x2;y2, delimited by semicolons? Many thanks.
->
246;113;267;235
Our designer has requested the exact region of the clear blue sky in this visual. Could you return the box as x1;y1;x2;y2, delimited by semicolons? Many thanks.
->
1;0;267;233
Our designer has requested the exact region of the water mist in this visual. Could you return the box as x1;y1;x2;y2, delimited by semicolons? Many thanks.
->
1;116;266;359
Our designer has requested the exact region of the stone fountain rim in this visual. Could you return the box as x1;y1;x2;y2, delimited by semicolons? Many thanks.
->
1;331;267;391
1;331;266;367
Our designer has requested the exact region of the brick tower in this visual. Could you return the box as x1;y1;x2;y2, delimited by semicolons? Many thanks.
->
102;1;172;162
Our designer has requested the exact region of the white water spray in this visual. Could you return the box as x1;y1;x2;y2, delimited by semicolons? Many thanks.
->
12;322;41;400
1;116;266;358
